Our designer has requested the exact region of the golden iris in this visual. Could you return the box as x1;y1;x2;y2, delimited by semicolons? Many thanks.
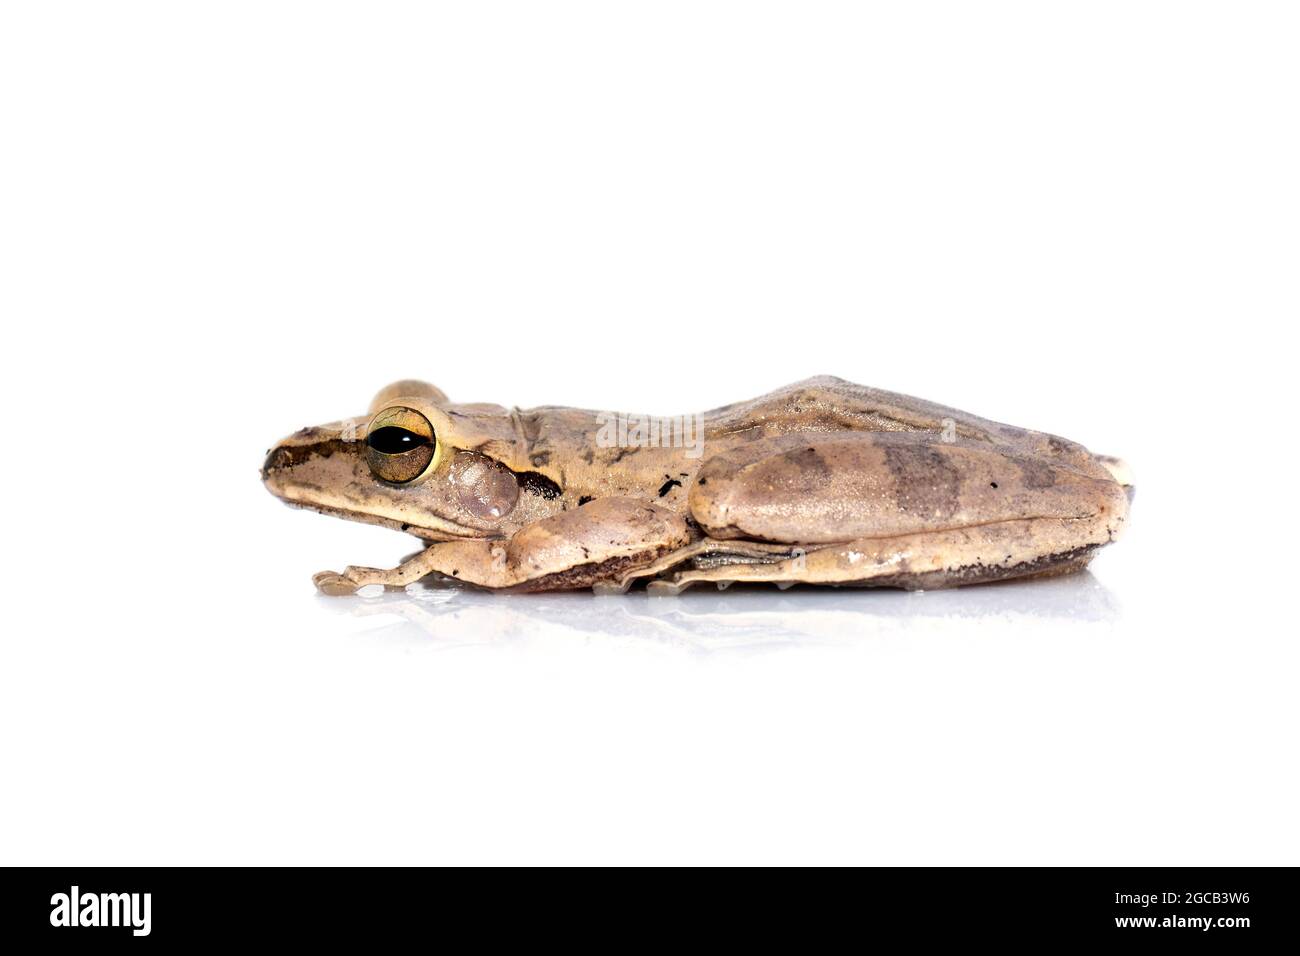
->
365;406;436;484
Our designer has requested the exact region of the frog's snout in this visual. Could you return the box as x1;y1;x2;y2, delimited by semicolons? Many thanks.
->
262;426;336;482
261;443;295;480
261;422;364;499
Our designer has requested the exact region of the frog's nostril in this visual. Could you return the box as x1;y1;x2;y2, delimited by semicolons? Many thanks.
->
261;445;294;480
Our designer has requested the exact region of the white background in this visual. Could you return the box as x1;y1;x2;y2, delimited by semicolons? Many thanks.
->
1;2;1296;865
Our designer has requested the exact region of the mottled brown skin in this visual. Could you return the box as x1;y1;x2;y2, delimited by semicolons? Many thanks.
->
261;377;1131;594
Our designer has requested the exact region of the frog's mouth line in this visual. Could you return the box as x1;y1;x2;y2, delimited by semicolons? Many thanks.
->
271;493;486;542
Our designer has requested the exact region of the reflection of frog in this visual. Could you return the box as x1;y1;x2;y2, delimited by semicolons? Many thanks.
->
327;572;1121;654
263;376;1131;593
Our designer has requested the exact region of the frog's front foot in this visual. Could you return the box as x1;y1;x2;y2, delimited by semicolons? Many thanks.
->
311;547;453;595
312;563;416;595
313;570;360;596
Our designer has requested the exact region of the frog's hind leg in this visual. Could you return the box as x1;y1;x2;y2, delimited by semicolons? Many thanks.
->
646;517;1111;594
668;428;1127;592
1095;454;1136;502
595;537;797;594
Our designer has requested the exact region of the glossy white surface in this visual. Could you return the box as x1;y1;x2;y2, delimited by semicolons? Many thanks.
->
2;2;1295;865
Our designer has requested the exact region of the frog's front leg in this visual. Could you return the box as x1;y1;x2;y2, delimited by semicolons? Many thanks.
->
313;498;692;594
312;543;486;595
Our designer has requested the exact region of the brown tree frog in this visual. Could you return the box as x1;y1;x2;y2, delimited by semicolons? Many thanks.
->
262;377;1132;594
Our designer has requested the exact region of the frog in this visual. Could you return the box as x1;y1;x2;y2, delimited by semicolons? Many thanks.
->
261;376;1132;595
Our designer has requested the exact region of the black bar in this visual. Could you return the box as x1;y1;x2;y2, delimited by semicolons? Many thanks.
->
3;867;1295;946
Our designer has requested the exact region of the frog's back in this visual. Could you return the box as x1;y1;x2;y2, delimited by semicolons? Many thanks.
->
705;376;991;435
702;376;1105;478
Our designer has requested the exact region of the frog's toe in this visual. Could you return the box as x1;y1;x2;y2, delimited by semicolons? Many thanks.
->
1095;454;1136;502
646;577;691;596
313;571;359;596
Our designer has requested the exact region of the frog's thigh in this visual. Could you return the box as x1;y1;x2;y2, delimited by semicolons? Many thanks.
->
689;432;1127;545
653;516;1110;593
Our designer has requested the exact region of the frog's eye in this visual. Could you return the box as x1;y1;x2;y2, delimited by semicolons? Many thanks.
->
366;406;436;484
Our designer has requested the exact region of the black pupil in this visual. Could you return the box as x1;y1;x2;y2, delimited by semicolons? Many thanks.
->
368;427;430;455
